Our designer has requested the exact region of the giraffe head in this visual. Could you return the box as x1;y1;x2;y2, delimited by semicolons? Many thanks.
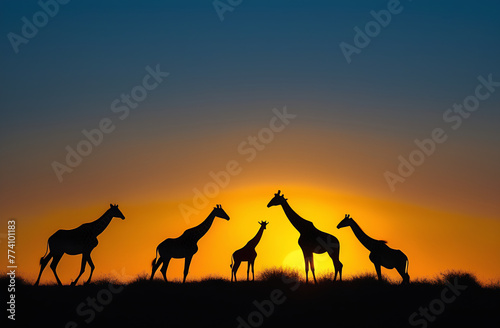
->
267;190;287;208
108;204;125;220
212;204;230;220
258;220;269;229
337;214;353;229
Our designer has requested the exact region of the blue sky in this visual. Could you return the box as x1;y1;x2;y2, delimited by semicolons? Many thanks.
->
1;0;500;285
1;0;499;216
2;0;499;132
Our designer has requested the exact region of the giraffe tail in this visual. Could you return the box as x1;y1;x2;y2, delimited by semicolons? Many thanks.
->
230;255;233;269
152;247;159;267
39;241;49;265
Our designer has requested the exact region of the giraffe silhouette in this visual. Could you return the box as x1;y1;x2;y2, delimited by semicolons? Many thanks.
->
150;204;230;283
337;214;410;284
34;204;125;286
267;190;342;283
230;220;268;282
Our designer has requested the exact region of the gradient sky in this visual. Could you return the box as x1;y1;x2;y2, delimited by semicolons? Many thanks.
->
1;1;499;284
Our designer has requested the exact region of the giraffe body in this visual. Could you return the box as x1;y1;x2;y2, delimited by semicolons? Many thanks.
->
48;228;99;255
151;204;229;283
337;214;409;283
157;237;198;259
34;204;125;286
231;221;268;282
267;190;343;284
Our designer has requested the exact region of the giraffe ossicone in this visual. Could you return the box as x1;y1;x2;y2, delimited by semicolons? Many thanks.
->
34;204;125;286
151;204;230;283
337;214;410;284
267;190;342;284
231;220;269;282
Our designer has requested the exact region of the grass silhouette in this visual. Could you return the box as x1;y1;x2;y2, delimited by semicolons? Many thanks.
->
3;268;499;328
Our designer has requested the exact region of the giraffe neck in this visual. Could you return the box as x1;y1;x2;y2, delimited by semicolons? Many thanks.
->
280;200;312;233
245;226;265;249
349;219;380;251
89;210;114;237
190;212;216;242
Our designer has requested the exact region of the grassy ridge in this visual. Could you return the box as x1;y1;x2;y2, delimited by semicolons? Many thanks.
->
4;268;499;328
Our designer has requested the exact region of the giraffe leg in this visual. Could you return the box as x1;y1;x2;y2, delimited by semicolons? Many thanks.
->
302;249;311;284
396;262;409;284
71;254;88;286
328;249;343;282
160;257;171;282
251;260;255;281
370;253;383;281
183;255;193;283
374;263;383;281
84;255;95;285
304;261;310;283
309;255;317;284
35;253;53;286
50;253;64;286
151;257;162;281
232;260;241;282
246;262;250;281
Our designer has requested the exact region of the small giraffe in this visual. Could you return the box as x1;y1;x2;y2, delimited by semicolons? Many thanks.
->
34;204;125;286
337;214;409;284
230;221;269;282
267;190;343;284
151;204;230;283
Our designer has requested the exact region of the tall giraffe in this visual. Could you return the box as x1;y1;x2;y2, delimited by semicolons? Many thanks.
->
337;214;409;283
267;190;342;283
150;204;230;283
34;204;125;286
230;221;269;282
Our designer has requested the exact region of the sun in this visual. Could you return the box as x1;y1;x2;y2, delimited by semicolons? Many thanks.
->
281;249;337;277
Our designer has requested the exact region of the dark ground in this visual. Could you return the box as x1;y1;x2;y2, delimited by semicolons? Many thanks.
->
4;269;499;328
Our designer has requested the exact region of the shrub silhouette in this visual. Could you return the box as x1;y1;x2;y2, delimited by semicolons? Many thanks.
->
7;269;499;327
257;266;302;283
441;270;481;288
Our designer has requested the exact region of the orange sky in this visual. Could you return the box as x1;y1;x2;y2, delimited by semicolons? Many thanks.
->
4;184;500;285
1;123;499;285
2;0;500;289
